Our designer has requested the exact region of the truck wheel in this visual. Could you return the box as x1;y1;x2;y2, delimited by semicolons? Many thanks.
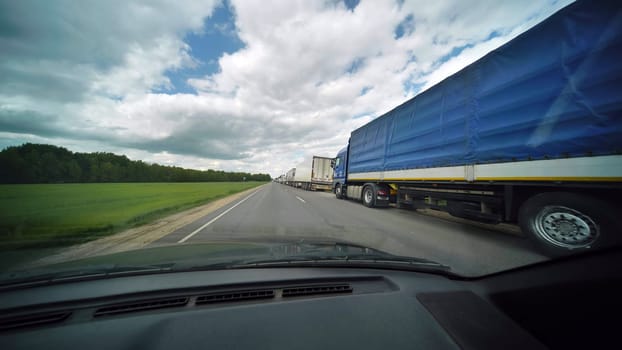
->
335;184;343;199
518;192;620;257
362;185;376;208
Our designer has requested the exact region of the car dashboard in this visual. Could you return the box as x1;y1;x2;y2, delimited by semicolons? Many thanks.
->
1;250;621;349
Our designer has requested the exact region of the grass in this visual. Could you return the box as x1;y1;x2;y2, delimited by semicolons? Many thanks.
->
0;182;265;250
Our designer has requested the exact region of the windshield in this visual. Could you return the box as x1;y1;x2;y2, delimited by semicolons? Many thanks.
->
1;0;621;283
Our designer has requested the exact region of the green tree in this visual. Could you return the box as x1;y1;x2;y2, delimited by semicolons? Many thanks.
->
0;143;271;184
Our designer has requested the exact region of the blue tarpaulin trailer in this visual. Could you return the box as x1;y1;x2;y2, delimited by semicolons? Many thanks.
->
332;0;622;256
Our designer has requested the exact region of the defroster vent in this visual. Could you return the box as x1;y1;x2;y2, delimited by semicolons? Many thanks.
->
0;311;71;331
282;284;353;297
94;297;189;317
196;289;275;304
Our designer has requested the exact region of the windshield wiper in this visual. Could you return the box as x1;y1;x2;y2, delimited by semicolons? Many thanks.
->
223;254;451;272
0;264;173;291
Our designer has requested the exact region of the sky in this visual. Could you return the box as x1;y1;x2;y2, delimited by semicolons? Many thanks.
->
0;0;574;177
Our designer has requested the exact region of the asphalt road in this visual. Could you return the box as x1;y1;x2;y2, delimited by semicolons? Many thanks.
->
153;182;547;276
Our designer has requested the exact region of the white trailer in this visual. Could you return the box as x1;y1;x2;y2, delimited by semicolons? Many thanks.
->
294;156;334;191
274;174;286;184
285;168;296;186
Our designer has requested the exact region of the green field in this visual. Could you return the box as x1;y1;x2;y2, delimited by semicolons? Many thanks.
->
0;182;265;250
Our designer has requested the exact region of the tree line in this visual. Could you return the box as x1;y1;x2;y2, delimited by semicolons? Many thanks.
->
0;143;271;184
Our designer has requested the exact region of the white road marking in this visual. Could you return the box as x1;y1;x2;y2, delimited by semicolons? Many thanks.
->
177;189;261;243
295;195;306;203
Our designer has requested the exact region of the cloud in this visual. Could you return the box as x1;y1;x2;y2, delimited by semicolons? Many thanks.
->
0;0;218;101
0;0;573;176
0;109;70;138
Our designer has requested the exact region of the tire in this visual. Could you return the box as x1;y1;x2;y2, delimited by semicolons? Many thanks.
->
335;184;343;199
518;192;621;257
362;185;376;208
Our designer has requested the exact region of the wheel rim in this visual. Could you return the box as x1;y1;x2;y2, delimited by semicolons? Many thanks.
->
336;186;341;195
364;188;373;204
533;206;599;249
